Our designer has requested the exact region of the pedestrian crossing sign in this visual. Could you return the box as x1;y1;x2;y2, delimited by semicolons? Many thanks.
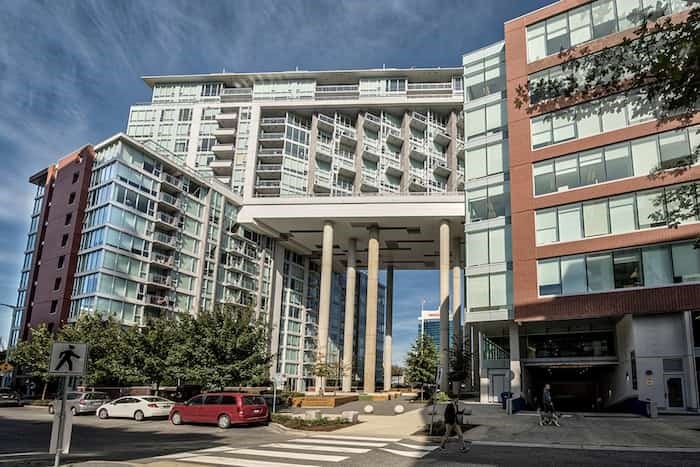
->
49;342;87;376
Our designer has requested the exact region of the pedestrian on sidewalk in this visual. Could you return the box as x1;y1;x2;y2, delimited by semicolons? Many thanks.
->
439;398;470;452
540;384;560;427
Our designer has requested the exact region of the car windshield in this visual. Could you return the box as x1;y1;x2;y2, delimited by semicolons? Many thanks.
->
242;396;266;406
85;392;109;400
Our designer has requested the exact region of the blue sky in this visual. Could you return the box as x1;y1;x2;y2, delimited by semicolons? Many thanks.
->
0;0;552;359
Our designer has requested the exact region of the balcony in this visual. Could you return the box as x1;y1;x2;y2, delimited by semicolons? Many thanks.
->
258;131;285;147
256;163;282;178
221;87;253;102
362;144;380;162
315;84;359;100
315;142;333;162
152;252;174;268
260;116;286;131
153;231;177;249
148;273;173;288
155;211;180;230
255;179;281;195
337;127;357;147
433;129;451;146
160;172;183;191
145;294;173;308
360;174;379;192
455;140;465;159
336;155;356;178
408;176;427;192
409;141;428;162
406;82;453;97
317;114;335;132
212;127;236;143
385;127;403;146
212;143;235;159
313;174;331;193
384;157;403;177
363;113;381;131
432;160;452;177
456;174;465;191
257;148;284;162
158;192;181;210
210;159;233;176
215;112;238;128
409;112;427;130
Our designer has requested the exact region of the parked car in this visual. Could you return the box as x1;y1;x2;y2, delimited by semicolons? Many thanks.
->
97;396;174;421
0;388;22;407
169;392;269;428
47;391;110;416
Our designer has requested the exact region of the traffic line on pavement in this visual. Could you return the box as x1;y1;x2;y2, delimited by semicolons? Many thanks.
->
0;452;47;458
309;434;401;442
380;448;430;458
230;448;348;463
198;446;236;453
291;438;387;447
155;452;199;459
262;443;371;454
182;455;318;467
395;442;439;451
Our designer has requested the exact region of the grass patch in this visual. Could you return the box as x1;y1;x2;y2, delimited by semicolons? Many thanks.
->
271;414;357;431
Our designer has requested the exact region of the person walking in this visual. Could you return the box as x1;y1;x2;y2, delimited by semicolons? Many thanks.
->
439;398;470;451
541;383;560;427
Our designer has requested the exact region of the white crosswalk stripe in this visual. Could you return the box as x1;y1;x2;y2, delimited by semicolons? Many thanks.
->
395;442;439;451
290;438;388;447
182;455;318;467
309;434;401;442
262;443;371;454
229;448;348;463
379;441;439;458
380;447;428;458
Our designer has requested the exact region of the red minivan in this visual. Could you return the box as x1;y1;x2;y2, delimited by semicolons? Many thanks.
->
169;392;269;428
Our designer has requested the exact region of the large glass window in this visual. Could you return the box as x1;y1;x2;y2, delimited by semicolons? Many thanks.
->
672;243;700;282
586;253;614;292
468;184;507;221
558;205;583;241
555;155;579;191
583;199;610;237
613;250;643;288
659;129;691;169
464;53;506;100
533;160;555;195
467;230;489;266
609;194;637;233
538;259;561;295
536;209;558;244
561;255;587;294
642;245;673;286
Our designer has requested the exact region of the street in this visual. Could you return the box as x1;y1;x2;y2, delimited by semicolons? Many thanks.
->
2;407;700;466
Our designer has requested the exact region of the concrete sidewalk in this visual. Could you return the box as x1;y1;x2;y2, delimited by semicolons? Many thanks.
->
331;402;700;449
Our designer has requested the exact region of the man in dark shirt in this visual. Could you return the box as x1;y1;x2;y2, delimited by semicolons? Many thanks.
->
439;398;469;451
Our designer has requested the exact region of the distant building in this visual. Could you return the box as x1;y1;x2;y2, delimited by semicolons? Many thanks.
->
419;309;452;351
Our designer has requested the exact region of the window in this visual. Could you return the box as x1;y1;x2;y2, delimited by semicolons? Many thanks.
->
643;245;673;285
187;396;203;406
636;189;665;228
527;21;547;62
68;192;76;204
672;243;700;282
221;395;237;405
72;172;79;184
468;184;507;221
64;213;72;226
385;79;406;93
538;259;561;295
561;255;587;294
586;253;614;291
466;101;505;139
201;108;218;121
467;230;489;266
659;129;691;169
555;155;579;191
569;5;593;45
533;161;555;195
467;273;509;311
61;234;69;247
203;395;221;405
613;250;643;288
604;144;633;180
558;205;583;241
535;209;558;244
50;300;58;314
583;199;609;237
57;255;65;269
160;109;175;121
201;83;222;97
631;136;659;176
178;108;192;121
464;53;506;100
579;149;605;185
53;277;62;291
609;194;637;233
592;0;618;38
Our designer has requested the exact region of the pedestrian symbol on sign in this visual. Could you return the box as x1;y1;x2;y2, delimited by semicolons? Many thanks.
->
54;345;81;372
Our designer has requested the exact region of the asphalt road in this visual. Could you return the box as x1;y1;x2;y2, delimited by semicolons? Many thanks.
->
2;406;700;466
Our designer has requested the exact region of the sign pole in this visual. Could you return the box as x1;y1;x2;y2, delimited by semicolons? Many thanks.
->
272;379;277;414
54;376;68;467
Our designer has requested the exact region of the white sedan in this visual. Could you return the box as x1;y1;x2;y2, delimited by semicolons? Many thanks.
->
96;396;174;421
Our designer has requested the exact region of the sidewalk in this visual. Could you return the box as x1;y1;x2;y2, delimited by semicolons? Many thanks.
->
330;402;700;450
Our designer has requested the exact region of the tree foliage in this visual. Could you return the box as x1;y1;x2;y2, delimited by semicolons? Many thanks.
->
448;342;472;384
515;2;699;242
405;334;438;386
11;304;271;394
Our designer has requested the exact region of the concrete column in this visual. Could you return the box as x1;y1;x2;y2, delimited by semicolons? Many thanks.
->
363;226;379;393
383;266;394;392
342;239;357;393
683;311;699;410
439;219;450;392
451;237;462;355
509;322;521;398
316;221;334;394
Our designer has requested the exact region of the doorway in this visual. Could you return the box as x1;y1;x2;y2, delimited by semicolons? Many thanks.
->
488;370;508;403
665;374;686;410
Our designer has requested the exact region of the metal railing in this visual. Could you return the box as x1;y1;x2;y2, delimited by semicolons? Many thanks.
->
255;180;281;188
152;253;174;266
221;87;253;96
364;113;381;125
317;114;335;127
407;82;452;91
149;274;172;286
261;117;286;125
158;192;181;207
259;131;284;140
316;85;359;93
153;232;176;246
160;172;183;189
157;212;178;226
258;148;284;156
256;163;282;172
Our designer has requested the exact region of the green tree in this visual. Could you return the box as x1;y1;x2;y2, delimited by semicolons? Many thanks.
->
312;358;334;396
405;334;439;395
170;305;270;390
59;314;140;387
448;342;472;388
516;3;699;240
10;324;53;399
133;318;177;395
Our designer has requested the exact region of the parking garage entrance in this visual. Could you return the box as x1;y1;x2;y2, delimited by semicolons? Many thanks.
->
524;364;618;412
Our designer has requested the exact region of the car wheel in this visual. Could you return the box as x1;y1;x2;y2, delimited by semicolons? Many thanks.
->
98;409;109;419
134;410;144;422
218;414;231;429
48;405;54;415
70;407;78;416
171;412;182;425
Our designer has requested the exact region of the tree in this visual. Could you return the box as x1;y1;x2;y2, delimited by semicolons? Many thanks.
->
405;334;439;397
312;357;334;396
448;342;472;389
170;305;270;390
515;2;699;241
133;318;177;395
10;324;53;399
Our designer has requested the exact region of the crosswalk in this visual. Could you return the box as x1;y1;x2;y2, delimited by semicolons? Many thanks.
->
154;433;440;466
